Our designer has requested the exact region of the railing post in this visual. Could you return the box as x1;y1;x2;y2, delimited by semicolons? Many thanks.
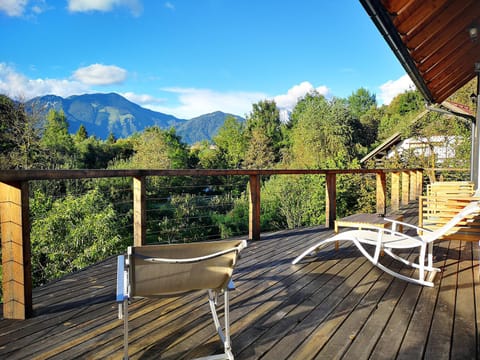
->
409;171;416;200
417;169;423;197
325;173;336;229
133;176;146;246
402;171;410;206
249;175;261;241
0;181;32;319
391;172;400;212
376;172;386;215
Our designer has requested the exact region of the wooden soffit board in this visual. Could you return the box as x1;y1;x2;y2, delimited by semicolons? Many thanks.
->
361;0;480;104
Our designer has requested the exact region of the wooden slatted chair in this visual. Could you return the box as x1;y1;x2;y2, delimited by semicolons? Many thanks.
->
419;181;480;241
116;239;247;360
426;181;474;198
292;201;480;287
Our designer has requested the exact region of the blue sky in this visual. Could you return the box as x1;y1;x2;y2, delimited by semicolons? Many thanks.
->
0;0;414;119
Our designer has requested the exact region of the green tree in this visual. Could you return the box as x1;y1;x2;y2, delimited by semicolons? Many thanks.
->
132;127;171;168
0;95;19;157
358;107;382;149
163;128;191;168
193;141;224;169
0;96;42;169
262;175;325;229
213;116;247;168
378;90;424;140
30;188;127;286
74;136;126;169
348;88;379;149
75;124;88;142
243;128;276;169
289;94;354;168
41;109;75;168
389;90;424;116
106;132;117;144
348;87;377;119
113;126;189;170
245;100;284;164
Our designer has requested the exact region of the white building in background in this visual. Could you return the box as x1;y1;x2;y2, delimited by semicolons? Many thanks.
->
387;136;460;163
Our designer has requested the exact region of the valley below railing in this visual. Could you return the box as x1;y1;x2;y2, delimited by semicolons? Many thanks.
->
0;168;423;320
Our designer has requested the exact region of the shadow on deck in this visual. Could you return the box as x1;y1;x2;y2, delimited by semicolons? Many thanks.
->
1;203;479;359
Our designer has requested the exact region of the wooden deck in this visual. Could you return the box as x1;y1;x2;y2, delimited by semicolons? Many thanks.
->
1;204;479;359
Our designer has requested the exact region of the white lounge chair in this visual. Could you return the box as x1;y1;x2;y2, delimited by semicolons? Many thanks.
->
116;239;247;360
292;201;480;287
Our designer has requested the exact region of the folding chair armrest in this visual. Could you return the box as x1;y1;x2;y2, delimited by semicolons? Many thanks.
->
383;218;433;233
137;242;246;264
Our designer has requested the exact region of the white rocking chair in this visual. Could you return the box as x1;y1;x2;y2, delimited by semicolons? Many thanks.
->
116;239;247;360
292;201;480;287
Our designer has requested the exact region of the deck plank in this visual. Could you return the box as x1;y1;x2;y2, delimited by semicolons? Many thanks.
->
423;240;461;360
451;241;477;360
1;203;479;359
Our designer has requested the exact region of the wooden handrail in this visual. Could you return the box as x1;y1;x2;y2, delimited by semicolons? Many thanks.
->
0;167;423;319
0;168;421;182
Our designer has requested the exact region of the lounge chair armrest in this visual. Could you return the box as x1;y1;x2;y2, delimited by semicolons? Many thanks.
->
377;227;427;245
383;217;433;233
136;242;247;264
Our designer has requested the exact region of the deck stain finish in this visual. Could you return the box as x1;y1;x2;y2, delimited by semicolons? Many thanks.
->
0;203;478;359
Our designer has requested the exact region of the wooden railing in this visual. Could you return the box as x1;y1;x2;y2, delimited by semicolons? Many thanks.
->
0;168;423;319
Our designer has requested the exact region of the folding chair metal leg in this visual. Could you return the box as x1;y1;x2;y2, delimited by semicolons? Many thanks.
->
206;290;234;360
123;299;129;360
116;255;130;360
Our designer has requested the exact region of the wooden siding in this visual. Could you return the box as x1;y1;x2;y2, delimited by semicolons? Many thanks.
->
361;0;480;104
0;203;479;359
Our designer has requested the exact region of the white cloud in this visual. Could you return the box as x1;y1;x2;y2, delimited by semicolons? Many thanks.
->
0;63;89;100
0;63;337;122
274;81;330;110
141;82;332;119
144;87;267;119
72;64;127;85
31;0;49;14
378;74;415;105
164;2;175;10
67;0;142;16
0;0;28;16
122;91;166;105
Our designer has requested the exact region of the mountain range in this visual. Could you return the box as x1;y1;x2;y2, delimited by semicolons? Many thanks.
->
26;93;244;144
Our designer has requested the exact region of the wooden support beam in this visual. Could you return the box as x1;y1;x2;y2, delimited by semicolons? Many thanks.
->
391;172;400;212
402;171;410;206
376;172;386;215
409;171;416;200
249;175;261;241
0;181;32;319
133;177;146;246
325;173;336;229
417;170;423;197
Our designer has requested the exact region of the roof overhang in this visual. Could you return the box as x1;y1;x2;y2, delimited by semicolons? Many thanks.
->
360;0;480;104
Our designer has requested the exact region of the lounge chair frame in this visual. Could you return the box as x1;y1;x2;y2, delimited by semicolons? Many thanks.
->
117;240;247;360
292;201;480;287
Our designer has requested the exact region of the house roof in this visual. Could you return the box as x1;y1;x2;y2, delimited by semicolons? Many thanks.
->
361;109;429;164
360;0;480;104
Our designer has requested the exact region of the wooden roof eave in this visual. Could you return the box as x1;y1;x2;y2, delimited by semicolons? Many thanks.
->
360;0;435;104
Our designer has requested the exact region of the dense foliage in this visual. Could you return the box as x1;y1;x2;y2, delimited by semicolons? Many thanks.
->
0;81;475;289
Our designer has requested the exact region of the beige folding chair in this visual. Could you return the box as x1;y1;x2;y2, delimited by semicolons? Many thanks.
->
116;239;247;360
